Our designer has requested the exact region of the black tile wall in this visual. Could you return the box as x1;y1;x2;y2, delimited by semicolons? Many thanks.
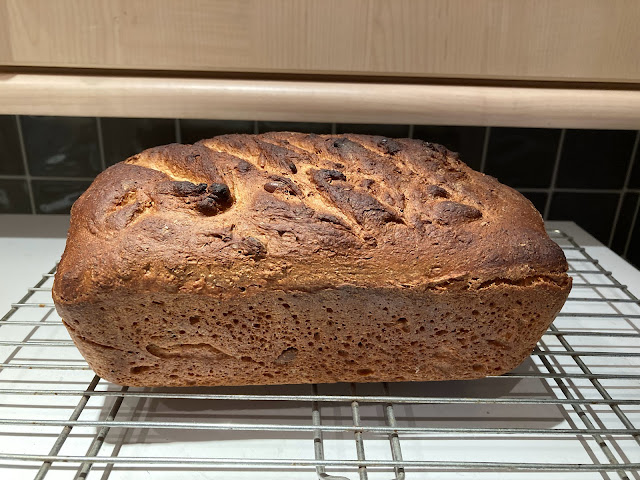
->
32;180;93;214
0;116;23;175
2;115;640;269
629;137;640;189
627;211;640;268
0;179;31;214
180;119;254;144
484;128;559;188
556;129;637;189
102;118;176;166
21;116;101;178
548;192;620;244
258;121;332;134
611;193;640;254
412;125;485;170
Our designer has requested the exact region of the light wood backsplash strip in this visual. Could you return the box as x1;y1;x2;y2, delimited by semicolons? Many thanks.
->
1;73;639;129
1;0;639;83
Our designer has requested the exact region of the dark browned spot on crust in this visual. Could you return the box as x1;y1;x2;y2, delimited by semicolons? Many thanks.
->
359;178;375;189
424;141;449;156
330;137;364;157
315;213;351;230
196;183;233;215
378;137;402;155
331;137;350;149
310;168;403;228
433;201;482;225
208;183;232;203
264;181;283;193
427;185;449;198
155;180;233;216
313;169;347;182
235;160;253;173
264;175;303;196
236;236;267;259
196;198;220;215
166;181;208;197
256;140;299;173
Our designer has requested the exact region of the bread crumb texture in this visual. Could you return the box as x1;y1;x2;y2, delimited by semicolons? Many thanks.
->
52;133;571;386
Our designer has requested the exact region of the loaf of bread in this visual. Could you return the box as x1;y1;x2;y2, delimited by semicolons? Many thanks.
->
53;133;571;387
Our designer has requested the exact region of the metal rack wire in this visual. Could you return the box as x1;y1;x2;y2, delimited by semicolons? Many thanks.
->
0;228;639;479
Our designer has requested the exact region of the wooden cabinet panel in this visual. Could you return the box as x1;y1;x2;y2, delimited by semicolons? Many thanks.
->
1;0;639;82
367;0;640;81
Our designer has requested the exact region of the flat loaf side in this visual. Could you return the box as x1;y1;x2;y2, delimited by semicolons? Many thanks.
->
53;133;571;386
61;279;568;387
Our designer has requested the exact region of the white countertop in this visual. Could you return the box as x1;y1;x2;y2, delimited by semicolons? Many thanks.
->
0;215;69;309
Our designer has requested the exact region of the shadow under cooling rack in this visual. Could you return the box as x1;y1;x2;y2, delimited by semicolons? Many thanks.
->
0;229;639;480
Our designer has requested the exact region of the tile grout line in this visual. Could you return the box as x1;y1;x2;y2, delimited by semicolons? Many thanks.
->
623;194;640;258
95;118;107;172
608;130;640;248
14;115;36;215
543;128;566;220
331;123;337;135
478;126;491;173
174;119;182;143
407;124;414;139
253;120;259;135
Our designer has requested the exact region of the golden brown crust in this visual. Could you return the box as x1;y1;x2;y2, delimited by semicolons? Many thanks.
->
54;133;567;302
52;132;571;386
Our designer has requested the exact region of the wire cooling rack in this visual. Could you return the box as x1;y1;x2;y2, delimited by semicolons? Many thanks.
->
0;228;639;480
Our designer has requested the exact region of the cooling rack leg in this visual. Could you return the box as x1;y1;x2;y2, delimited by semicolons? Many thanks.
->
382;383;405;480
73;386;128;480
33;375;101;480
350;384;368;480
311;384;350;480
312;384;327;478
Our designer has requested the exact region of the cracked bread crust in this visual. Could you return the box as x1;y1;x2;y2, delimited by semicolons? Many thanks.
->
53;133;571;387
